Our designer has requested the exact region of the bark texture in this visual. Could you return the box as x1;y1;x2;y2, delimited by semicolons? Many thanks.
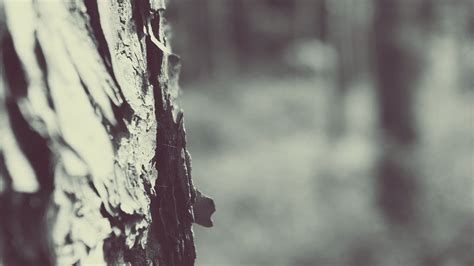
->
0;0;213;265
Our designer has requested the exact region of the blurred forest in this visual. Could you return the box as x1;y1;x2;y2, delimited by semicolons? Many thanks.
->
167;0;473;265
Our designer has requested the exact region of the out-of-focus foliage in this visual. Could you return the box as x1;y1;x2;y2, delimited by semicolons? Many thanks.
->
168;0;474;265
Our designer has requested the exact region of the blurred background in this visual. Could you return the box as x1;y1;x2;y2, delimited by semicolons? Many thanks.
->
166;0;473;265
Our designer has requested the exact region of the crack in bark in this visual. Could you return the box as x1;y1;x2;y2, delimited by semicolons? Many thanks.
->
146;19;196;265
33;37;55;111
0;30;55;266
83;0;125;106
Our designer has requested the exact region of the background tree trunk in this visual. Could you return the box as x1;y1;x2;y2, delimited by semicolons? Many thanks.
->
0;0;213;265
373;0;429;228
324;0;372;140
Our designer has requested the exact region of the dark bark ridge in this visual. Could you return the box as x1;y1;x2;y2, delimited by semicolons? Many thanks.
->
0;0;214;265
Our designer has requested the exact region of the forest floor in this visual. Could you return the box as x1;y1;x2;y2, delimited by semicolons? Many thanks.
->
180;35;473;266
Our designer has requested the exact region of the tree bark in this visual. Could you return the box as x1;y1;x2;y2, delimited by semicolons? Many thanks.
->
0;0;213;265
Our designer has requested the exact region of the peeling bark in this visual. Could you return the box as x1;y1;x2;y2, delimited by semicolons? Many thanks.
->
0;0;213;265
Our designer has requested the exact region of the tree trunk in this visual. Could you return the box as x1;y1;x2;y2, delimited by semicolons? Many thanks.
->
325;0;371;139
373;0;427;228
0;0;213;265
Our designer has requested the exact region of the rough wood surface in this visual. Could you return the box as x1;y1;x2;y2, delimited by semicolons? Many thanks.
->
0;0;213;265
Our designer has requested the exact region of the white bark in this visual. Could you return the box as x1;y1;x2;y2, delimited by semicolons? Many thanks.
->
0;1;213;265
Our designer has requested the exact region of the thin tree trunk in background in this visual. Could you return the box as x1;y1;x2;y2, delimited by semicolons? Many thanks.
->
0;0;213;265
292;0;320;39
325;0;349;139
325;0;371;140
208;0;237;78
373;0;427;228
